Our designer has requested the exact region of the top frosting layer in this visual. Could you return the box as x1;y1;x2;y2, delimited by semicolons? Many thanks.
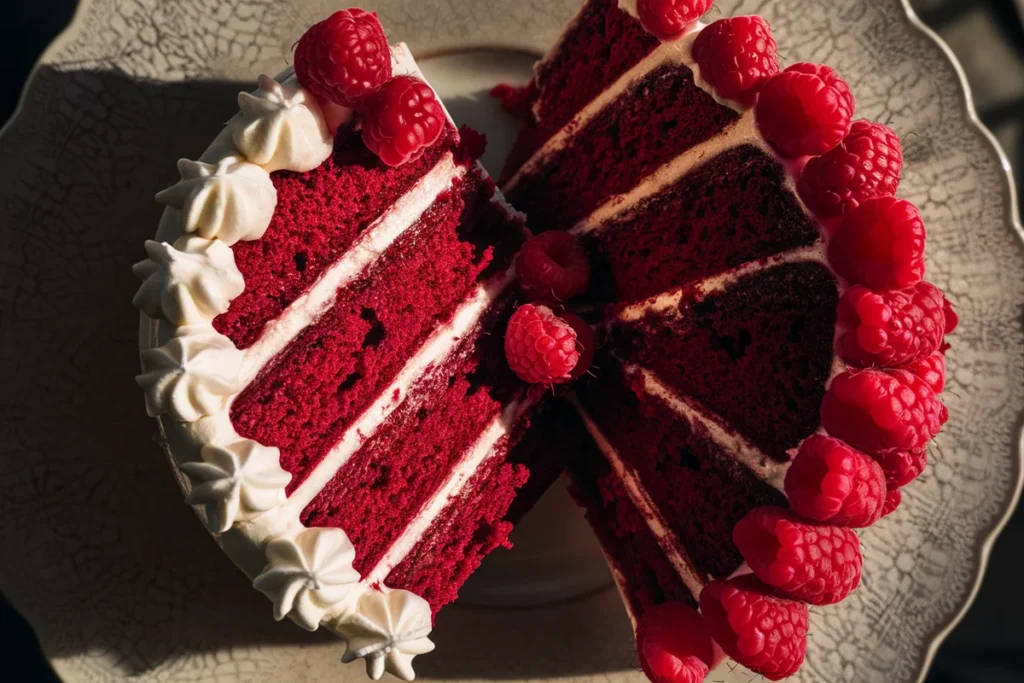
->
231;74;336;173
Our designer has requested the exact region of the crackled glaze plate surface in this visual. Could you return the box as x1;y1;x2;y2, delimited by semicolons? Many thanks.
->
1;1;1023;682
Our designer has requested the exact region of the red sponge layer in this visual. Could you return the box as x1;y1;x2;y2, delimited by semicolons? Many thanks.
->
500;0;659;182
505;64;738;233
576;358;787;579
614;262;839;462
566;417;699;617
300;339;513;577
384;448;529;615
214;126;457;349
583;145;821;303
230;173;516;493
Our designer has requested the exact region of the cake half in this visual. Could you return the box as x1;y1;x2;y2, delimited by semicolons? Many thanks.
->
500;1;955;680
134;32;550;680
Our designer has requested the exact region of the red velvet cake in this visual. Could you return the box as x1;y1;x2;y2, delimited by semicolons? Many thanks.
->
134;13;550;680
498;0;956;680
134;3;959;682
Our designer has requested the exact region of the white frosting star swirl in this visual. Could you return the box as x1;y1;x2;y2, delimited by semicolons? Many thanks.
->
231;74;334;173
133;236;244;326
155;156;277;246
136;325;242;422
336;589;436;681
253;528;361;631
180;439;291;533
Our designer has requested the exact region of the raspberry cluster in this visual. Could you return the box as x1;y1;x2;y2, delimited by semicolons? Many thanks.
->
294;11;447;166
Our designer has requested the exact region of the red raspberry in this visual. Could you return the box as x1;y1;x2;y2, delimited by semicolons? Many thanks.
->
516;232;591;302
636;602;714;683
821;369;948;455
733;506;863;605
798;120;903;217
637;0;714;41
561;312;597;380
828;196;927;290
836;282;947;368
504;304;580;384
785;435;887;528
699;575;808;681
294;9;393;108
755;63;855;157
361;76;446;167
906;349;947;393
691;16;779;104
881;488;902;519
874;447;927;489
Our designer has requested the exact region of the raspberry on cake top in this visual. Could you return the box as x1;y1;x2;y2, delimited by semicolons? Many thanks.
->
495;0;958;681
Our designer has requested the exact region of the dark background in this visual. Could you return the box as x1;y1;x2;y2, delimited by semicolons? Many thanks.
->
1;1;1023;681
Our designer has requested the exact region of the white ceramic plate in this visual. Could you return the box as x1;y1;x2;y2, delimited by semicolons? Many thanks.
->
1;1;1022;682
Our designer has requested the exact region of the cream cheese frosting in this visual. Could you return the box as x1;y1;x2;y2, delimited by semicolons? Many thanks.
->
231;74;335;173
155;156;277;245
181;439;291;533
137;325;242;422
336;589;437;682
253;527;362;632
132;236;245;326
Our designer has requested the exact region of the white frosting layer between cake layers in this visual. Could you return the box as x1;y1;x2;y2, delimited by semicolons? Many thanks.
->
365;398;530;585
238;153;465;385
613;242;828;322
625;364;790;491
570;396;706;600
279;266;520;518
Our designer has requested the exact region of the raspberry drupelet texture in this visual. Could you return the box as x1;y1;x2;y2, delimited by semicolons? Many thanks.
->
516;231;591;302
294;9;392;108
798;120;903;218
836;281;947;368
755;63;855;157
699;574;809;681
691;16;779;104
785;434;887;528
636;602;715;683
820;368;948;455
881;488;903;518
504;304;580;385
874;447;928;489
828;196;927;290
637;0;715;41
560;312;597;380
362;75;446;167
906;349;947;393
733;506;863;605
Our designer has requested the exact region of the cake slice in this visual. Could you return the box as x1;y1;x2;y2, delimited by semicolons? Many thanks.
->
134;11;548;680
500;1;956;680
